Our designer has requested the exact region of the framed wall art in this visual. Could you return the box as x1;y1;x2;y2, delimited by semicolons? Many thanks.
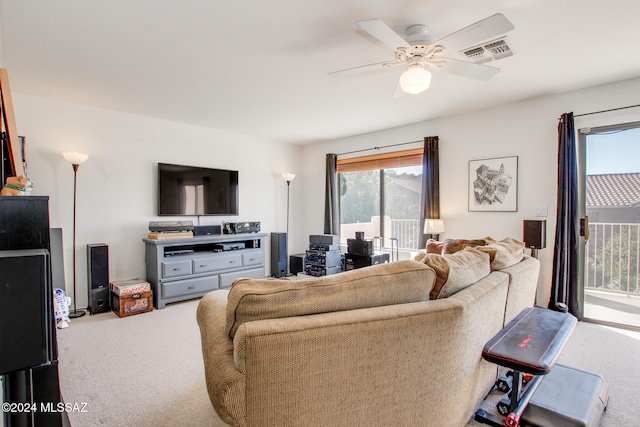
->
468;156;518;212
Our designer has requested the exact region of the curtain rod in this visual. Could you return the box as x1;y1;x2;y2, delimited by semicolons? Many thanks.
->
336;140;422;157
574;103;640;118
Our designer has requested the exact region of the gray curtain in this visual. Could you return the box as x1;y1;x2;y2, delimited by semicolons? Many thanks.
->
324;153;339;235
418;136;440;248
549;112;581;318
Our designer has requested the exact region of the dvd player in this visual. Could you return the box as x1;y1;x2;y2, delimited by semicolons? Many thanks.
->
213;242;246;252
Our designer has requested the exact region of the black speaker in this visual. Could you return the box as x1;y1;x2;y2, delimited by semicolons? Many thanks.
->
271;232;287;278
0;249;54;375
289;253;305;275
194;225;221;236
523;220;546;249
90;288;111;314
87;243;110;314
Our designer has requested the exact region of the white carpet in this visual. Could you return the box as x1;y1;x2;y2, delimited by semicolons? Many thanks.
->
57;299;228;427
57;297;640;426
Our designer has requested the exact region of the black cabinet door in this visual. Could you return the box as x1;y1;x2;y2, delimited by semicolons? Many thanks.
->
0;196;50;251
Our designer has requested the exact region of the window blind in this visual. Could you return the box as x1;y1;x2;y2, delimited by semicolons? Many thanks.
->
336;148;423;172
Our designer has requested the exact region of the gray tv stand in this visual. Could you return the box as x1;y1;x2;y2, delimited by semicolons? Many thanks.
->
144;233;266;309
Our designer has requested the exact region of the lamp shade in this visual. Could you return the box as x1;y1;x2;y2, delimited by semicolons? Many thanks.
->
424;219;445;234
62;152;89;165
282;172;296;182
399;65;432;94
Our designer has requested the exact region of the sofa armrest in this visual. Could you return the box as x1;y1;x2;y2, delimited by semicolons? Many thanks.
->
500;255;541;324
197;290;246;426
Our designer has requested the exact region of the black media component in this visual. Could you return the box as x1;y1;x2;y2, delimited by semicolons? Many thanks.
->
87;243;110;314
194;225;221;236
344;252;390;270
309;234;339;245
149;220;194;233
271;232;287;278
304;235;340;277
304;249;341;267
304;235;341;277
309;243;339;251
305;265;342;277
213;242;246;251
222;221;261;234
347;231;374;257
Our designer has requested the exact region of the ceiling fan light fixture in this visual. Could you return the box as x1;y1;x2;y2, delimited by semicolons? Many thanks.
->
399;64;432;94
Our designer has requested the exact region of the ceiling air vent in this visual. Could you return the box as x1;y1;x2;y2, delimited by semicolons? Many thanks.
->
460;37;514;64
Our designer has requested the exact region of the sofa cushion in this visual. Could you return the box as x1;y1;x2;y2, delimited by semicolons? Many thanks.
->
442;238;488;254
420;247;491;299
226;260;436;338
475;237;524;271
426;239;444;254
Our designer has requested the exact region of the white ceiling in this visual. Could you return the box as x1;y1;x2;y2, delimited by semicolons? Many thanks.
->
1;0;639;144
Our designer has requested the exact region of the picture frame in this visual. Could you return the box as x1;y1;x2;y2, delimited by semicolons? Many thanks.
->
468;156;518;212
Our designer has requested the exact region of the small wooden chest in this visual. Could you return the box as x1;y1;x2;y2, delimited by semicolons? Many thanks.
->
111;291;153;317
110;279;153;318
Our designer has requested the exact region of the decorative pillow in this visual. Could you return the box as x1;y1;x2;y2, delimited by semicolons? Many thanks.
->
226;260;436;338
426;239;444;254
410;251;427;263
442;238;488;254
420;247;491;299
475;237;525;271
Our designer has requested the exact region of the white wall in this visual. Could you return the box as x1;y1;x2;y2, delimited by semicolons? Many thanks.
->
9;76;640;310
299;76;640;306
13;93;302;309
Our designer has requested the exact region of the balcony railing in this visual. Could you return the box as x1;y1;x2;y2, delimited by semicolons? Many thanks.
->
390;219;420;250
586;222;640;297
340;220;640;296
340;218;420;251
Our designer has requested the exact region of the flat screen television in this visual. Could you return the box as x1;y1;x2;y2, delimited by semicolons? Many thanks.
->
158;163;239;216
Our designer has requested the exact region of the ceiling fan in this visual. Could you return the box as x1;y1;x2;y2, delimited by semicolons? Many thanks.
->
329;13;515;96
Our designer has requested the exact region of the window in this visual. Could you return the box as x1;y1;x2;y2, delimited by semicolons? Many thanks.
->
338;148;423;250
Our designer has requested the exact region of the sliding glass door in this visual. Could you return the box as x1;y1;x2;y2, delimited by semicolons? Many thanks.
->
578;122;640;330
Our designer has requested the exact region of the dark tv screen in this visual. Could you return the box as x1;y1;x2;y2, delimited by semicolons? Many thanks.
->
158;163;239;216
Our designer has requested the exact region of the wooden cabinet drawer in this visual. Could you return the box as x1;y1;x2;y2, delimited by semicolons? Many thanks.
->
162;276;218;299
162;259;192;278
193;253;242;273
242;250;264;267
219;267;265;289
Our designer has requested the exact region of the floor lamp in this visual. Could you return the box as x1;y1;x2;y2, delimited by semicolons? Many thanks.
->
282;173;295;275
63;151;89;319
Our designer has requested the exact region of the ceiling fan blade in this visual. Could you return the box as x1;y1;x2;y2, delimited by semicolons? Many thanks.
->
429;13;514;52
357;19;411;51
435;57;500;80
328;60;401;77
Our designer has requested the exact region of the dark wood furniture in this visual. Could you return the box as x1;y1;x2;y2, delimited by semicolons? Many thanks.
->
0;196;66;427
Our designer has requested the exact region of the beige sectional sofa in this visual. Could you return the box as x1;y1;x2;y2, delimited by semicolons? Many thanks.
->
197;243;540;427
